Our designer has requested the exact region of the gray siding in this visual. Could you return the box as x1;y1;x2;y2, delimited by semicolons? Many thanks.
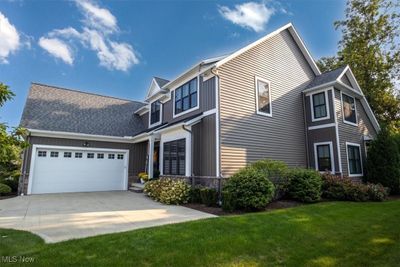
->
305;89;335;127
20;136;146;194
162;76;216;125
192;114;216;176
218;29;315;177
340;74;352;88
334;89;377;177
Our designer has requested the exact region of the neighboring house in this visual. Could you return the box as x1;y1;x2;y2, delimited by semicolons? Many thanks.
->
18;23;379;195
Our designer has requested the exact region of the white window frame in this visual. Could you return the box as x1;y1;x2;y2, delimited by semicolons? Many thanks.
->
313;141;335;173
346;142;363;177
255;76;272;117
310;89;330;122
172;75;200;118
149;99;162;128
341;92;358;126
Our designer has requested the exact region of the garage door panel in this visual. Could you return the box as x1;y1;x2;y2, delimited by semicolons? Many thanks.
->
31;147;128;194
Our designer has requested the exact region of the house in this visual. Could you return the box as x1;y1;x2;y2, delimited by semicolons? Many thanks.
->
18;23;379;195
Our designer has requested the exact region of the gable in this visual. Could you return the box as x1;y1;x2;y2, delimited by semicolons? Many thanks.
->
146;79;161;99
338;67;361;92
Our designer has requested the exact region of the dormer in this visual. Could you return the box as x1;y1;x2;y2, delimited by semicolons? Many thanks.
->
146;77;170;103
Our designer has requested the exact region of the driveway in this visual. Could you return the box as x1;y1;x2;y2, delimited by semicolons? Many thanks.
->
0;191;216;243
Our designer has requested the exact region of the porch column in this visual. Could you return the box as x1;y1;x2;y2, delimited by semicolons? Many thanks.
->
148;136;155;179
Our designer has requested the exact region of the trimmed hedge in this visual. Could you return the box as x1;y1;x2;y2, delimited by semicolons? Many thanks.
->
287;168;322;203
144;178;190;205
223;167;275;210
200;187;218;207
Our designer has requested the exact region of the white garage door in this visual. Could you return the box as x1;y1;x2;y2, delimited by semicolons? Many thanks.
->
29;146;129;194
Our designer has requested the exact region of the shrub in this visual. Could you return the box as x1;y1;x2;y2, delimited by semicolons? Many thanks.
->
322;174;389;202
0;175;19;192
250;159;289;199
365;127;400;194
189;185;203;203
144;178;190;205
224;167;275;210
221;191;237;212
200;187;218;207
0;183;12;195
288;168;322;203
138;172;149;182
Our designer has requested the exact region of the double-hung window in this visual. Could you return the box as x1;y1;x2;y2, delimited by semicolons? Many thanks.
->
342;93;357;125
150;100;161;126
347;143;362;176
314;142;334;172
311;91;329;121
255;77;272;116
174;78;198;115
163;139;185;175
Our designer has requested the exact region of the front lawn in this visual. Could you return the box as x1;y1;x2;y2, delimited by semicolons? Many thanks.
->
1;201;400;266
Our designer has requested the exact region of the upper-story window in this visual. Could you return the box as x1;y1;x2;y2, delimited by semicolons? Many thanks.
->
174;78;198;116
255;77;272;116
150;100;161;126
311;91;329;121
342;93;357;125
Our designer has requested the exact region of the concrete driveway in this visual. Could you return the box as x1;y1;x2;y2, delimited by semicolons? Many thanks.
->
0;191;216;243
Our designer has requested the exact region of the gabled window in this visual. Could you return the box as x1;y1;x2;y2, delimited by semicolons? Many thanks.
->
342;93;357;125
314;142;334;173
174;78;198;116
255;77;272;116
163;139;185;175
346;143;363;176
311;91;330;121
150;100;161;126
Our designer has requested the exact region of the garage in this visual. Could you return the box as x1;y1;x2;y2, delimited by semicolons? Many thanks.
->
28;145;129;194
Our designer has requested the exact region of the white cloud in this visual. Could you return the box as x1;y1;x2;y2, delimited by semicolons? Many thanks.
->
38;37;74;65
76;0;117;32
39;0;138;71
218;2;275;32
0;12;20;63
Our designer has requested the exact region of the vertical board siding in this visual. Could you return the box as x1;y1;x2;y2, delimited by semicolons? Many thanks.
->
192;114;216;176
162;76;216;124
218;29;315;177
334;89;377;176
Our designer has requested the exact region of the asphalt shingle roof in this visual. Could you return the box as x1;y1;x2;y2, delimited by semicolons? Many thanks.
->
20;83;146;137
304;66;347;90
154;77;169;88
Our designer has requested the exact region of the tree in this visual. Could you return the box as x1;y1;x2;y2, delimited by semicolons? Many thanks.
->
318;0;400;130
365;126;400;194
0;83;28;192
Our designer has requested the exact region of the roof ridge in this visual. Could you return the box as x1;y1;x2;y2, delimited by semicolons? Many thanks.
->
31;82;146;104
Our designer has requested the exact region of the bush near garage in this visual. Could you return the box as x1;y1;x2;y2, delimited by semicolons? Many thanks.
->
287;168;322;203
144;178;190;205
0;183;12;195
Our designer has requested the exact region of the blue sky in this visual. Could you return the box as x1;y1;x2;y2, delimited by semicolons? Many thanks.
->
0;0;346;127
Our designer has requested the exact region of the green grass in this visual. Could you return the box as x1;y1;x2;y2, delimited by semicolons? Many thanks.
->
1;201;400;267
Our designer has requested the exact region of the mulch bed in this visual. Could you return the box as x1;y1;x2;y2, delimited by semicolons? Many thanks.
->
0;193;18;200
183;199;303;216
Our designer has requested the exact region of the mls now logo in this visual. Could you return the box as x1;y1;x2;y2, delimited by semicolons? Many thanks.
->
2;256;35;263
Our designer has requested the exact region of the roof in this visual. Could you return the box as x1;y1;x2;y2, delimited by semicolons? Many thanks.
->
304;66;347;90
154;77;169;88
20;83;146;137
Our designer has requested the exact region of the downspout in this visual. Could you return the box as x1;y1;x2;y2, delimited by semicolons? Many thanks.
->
211;67;221;178
302;92;310;168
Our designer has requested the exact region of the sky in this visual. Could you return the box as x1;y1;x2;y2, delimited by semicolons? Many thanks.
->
0;0;346;127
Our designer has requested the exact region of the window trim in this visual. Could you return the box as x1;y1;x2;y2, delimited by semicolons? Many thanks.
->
255;76;272;117
172;76;200;118
149;100;162;128
313;141;335;173
341;92;358;126
346;142;363;177
310;89;330;122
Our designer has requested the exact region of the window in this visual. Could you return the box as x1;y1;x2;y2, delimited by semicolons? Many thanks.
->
347;143;362;176
97;153;104;159
50;151;59;158
38;151;47;157
311;91;329;121
255;77;271;116
314;142;333;172
117;154;124;160
342;93;357;125
75;152;83;158
174;78;198;115
150;100;161;125
64;152;72;158
87;153;94;159
163;139;185;175
108;154;115;159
